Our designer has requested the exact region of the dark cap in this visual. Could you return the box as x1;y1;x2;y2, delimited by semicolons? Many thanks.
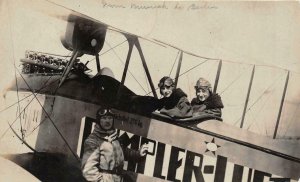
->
158;76;174;88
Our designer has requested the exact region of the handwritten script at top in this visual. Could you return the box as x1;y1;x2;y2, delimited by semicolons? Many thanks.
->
101;1;218;11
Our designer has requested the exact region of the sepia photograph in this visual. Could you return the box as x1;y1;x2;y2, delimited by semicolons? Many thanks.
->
0;0;299;181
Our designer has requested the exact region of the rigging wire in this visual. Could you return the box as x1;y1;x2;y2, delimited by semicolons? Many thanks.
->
88;39;128;62
11;25;24;140
0;75;55;141
207;60;218;79
0;76;60;115
247;73;284;113
144;59;209;96
100;40;128;56
0;95;36;141
246;112;261;133
0;46;71;116
179;59;208;77
2;19;77;158
144;49;180;97
143;67;150;93
233;72;285;126
169;50;180;77
20;74;62;139
105;41;148;94
256;93;273;135
23;116;48;138
7;0;300;141
8;1;28;141
14;65;80;161
144;88;159;96
283;103;300;137
246;88;274;133
6;0;23;140
8;122;37;152
42;0;300;76
46;51;72;116
219;65;249;95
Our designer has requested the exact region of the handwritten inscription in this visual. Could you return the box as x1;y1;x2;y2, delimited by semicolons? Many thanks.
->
102;0;126;9
187;2;218;10
100;0;217;11
131;3;168;10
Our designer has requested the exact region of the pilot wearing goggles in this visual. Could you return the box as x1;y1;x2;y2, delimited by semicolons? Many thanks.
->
81;108;148;182
97;109;116;133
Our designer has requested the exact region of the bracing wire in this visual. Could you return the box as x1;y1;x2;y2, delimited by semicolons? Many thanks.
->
219;65;249;95
8;1;28;142
169;50;180;77
207;60;218;79
6;0;24;140
143;67;150;94
0;76;60;115
247;73;284;113
0;75;55;141
233;72;285;126
0;47;71;115
247;112;261;133
246;89;274;133
12;35;24;140
23;116;48;138
7;0;300;143
283;103;300;137
179;59;208;77
105;41;148;94
0;95;36;141
88;39;128;62
8;122;37;152
43;0;300;76
144;59;209;96
14;66;80;161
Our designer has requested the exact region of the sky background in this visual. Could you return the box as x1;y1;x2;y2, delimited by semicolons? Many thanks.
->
1;0;300;139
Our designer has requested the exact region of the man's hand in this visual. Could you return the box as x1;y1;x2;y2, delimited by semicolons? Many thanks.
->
139;143;149;157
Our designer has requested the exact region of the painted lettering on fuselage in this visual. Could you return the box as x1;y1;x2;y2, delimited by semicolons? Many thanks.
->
120;132;293;182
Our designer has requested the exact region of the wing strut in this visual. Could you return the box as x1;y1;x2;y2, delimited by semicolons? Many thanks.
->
174;51;183;88
134;39;158;98
273;70;290;139
59;50;81;88
117;34;158;99
240;65;255;128
95;53;101;72
115;35;135;105
120;35;135;85
213;60;222;93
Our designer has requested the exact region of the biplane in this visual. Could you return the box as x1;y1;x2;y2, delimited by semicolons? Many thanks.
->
0;0;300;182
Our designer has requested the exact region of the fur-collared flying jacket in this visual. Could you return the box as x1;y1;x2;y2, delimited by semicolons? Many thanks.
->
81;124;143;182
191;93;224;117
158;88;193;119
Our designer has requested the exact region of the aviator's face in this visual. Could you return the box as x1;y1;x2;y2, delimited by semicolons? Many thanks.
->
196;88;210;102
99;115;114;131
160;85;174;98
